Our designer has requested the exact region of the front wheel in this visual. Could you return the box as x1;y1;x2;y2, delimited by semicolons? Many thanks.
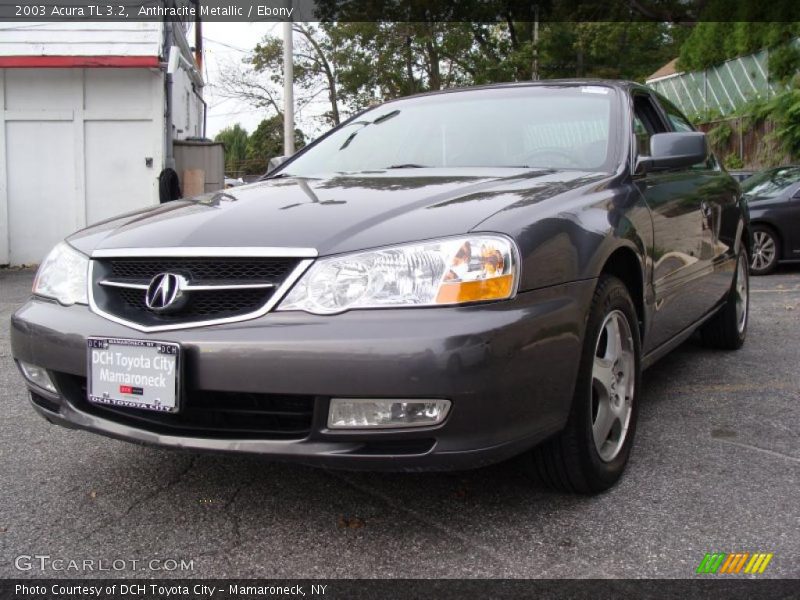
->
750;226;779;275
523;275;641;494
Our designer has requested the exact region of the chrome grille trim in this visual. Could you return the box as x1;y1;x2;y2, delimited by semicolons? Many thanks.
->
99;280;276;291
88;254;315;333
99;280;149;290
92;247;318;258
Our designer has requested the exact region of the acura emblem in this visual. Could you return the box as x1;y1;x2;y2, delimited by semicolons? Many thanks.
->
145;273;187;313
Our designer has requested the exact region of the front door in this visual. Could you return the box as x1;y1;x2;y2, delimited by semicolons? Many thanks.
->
633;93;721;352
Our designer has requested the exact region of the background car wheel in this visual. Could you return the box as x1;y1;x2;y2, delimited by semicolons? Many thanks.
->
701;251;749;350
750;226;779;275
523;275;641;494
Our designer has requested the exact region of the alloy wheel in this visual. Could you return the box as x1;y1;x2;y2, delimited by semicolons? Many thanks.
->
591;310;635;463
751;231;776;272
735;253;749;334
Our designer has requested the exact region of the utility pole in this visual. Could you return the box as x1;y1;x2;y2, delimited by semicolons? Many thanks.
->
532;5;540;81
283;16;295;156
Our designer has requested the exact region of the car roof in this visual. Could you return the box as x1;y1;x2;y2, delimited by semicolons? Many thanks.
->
380;79;646;104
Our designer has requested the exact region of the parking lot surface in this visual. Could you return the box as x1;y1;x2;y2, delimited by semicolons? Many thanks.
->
1;267;798;579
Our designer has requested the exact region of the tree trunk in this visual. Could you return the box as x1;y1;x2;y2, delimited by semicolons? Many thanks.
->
295;24;341;126
404;32;417;94
426;38;441;90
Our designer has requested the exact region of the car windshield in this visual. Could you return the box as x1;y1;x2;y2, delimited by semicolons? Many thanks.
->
741;166;800;199
279;86;616;177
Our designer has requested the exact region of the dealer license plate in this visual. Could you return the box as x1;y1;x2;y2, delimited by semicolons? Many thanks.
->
87;337;180;413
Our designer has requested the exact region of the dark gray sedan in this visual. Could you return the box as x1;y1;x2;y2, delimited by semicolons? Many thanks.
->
11;81;749;493
743;166;800;275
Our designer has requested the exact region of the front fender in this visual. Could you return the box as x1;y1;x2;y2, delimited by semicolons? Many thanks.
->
477;181;653;293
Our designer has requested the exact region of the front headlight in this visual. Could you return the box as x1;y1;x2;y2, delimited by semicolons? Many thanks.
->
32;242;89;305
278;234;518;315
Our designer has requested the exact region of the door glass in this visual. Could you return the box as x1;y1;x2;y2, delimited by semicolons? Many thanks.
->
661;99;696;132
632;95;666;159
633;116;651;157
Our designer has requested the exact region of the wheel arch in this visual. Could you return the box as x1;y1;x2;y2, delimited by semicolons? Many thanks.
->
598;246;646;337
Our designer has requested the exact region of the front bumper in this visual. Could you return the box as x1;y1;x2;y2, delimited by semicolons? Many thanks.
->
10;280;595;471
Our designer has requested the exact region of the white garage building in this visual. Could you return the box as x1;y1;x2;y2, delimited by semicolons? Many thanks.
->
0;21;205;265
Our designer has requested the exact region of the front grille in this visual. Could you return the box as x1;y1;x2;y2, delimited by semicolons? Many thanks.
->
110;257;297;282
91;255;305;328
117;286;272;318
58;374;316;440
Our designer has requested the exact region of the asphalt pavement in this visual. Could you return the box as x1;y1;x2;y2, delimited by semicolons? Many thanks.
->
1;266;798;579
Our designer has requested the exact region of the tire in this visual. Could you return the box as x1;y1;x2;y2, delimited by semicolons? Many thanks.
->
700;251;749;350
750;225;779;276
523;275;641;494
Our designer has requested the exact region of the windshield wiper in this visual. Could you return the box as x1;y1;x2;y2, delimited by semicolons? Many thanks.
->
373;110;400;124
385;163;430;169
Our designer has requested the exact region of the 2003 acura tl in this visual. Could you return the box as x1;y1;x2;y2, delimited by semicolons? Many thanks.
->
11;81;749;493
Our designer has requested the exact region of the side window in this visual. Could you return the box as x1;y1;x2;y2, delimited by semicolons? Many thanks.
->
661;99;695;133
632;95;666;158
633;116;651;157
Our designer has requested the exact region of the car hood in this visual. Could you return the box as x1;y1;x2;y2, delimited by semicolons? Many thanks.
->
68;168;608;257
745;194;780;208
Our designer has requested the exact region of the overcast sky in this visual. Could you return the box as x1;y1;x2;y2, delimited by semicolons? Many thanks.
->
197;22;330;141
196;22;280;138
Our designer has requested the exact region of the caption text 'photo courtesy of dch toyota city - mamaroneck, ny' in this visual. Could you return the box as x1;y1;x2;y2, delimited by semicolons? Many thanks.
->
0;1;798;598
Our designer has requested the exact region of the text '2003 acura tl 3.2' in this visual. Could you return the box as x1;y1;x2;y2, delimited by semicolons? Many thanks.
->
11;81;749;493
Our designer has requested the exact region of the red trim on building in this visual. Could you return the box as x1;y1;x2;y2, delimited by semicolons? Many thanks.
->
0;56;161;69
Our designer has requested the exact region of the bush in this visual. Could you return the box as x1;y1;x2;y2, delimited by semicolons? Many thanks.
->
755;85;800;159
708;122;733;148
724;154;745;169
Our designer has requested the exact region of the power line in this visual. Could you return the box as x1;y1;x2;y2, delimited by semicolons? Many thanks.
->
208;109;263;118
203;37;250;53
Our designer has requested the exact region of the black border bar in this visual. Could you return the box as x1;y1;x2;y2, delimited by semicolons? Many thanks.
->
1;0;799;22
2;579;799;600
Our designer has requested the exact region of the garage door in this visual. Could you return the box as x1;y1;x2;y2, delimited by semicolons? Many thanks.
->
0;68;163;265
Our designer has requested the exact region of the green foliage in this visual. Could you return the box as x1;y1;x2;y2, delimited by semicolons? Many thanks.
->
245;116;306;175
232;15;691;131
755;85;800;158
678;21;800;72
724;154;745;169
708;122;733;148
696;81;800;167
214;124;249;174
768;43;800;84
320;20;685;112
213;119;307;175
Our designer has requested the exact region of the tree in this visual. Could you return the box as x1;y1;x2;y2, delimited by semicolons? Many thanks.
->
325;22;479;102
214;124;248;175
244;116;306;174
678;19;800;72
215;8;693;136
217;23;344;129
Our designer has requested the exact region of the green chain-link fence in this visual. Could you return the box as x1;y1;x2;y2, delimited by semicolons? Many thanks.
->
646;39;799;118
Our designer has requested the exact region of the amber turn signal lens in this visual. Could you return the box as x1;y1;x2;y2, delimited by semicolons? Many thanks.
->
435;273;515;304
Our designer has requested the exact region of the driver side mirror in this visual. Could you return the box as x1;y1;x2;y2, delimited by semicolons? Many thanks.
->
267;155;288;173
636;132;708;174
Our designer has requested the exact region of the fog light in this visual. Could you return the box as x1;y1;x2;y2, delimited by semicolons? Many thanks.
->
18;361;57;394
328;398;451;429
